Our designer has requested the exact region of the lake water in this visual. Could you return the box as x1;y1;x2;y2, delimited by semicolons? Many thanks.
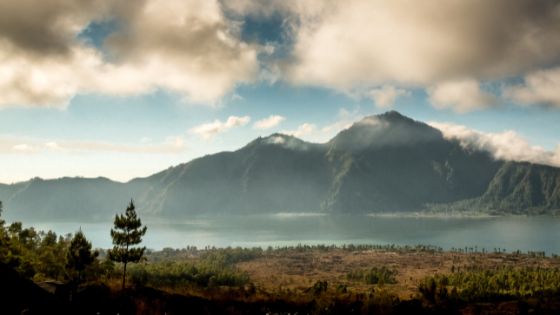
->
29;215;560;254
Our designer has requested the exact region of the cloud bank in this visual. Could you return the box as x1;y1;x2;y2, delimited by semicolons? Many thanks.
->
223;0;560;112
287;0;560;84
505;67;560;108
368;86;408;108
430;122;560;167
428;79;498;113
1;0;559;111
0;0;258;108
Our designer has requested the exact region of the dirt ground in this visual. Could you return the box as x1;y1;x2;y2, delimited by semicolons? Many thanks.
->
237;249;560;299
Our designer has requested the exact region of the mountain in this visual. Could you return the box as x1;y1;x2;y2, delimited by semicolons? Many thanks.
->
323;112;504;213
134;134;330;216
1;111;559;221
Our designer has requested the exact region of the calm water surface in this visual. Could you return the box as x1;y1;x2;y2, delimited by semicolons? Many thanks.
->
30;215;560;254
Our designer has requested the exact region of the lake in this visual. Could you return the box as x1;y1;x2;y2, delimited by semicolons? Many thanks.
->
29;214;560;254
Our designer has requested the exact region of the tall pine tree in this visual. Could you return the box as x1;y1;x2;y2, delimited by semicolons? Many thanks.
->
109;200;147;289
66;230;97;284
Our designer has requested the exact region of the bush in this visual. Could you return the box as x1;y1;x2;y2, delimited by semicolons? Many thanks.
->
347;267;397;285
128;261;250;288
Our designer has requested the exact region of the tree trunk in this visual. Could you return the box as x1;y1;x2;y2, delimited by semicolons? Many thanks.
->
122;262;127;290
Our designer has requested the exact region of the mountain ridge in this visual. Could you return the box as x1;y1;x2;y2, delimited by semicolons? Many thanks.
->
2;111;559;221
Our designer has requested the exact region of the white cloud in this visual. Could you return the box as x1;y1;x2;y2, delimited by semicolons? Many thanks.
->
140;137;152;144
0;46;96;108
12;143;35;153
253;115;285;129
231;93;244;102
265;135;286;145
368;86;408;108
554;146;560;166
287;0;560;91
429;121;560;167
285;107;362;143
191;115;251;139
356;116;384;127
505;67;560;107
282;123;316;138
0;0;258;108
45;141;60;150
0;136;186;154
2;0;559;112
428;79;497;113
274;108;361;144
321;107;361;134
51;137;185;154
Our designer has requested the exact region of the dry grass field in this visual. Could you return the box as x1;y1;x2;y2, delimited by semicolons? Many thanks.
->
236;248;560;299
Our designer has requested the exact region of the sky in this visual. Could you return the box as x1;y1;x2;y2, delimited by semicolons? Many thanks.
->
0;0;560;183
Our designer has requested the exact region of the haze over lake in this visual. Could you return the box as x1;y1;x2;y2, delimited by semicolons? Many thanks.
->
29;215;560;254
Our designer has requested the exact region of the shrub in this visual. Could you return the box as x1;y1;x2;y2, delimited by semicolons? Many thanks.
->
347;266;397;285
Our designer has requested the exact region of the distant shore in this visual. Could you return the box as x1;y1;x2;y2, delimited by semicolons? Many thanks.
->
366;211;500;219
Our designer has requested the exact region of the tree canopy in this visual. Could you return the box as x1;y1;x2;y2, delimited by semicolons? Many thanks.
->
108;200;147;289
66;230;97;284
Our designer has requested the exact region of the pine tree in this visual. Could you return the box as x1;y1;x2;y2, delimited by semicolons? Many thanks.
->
66;230;97;284
108;200;147;289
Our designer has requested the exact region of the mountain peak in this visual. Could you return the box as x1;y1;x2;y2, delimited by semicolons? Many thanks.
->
358;111;416;125
244;133;316;151
378;110;407;119
330;111;443;150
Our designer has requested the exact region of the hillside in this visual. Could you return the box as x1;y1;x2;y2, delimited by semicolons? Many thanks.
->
1;111;559;221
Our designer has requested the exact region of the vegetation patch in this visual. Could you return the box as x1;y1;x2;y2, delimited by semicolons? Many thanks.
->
128;261;250;288
347;266;398;285
419;266;560;303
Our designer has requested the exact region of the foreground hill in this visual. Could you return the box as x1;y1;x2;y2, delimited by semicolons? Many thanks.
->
6;247;560;315
1;111;559;221
0;262;61;314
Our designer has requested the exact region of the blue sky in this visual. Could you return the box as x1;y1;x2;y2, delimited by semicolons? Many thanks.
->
0;0;559;183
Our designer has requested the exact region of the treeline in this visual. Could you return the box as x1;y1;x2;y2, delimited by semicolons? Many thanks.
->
146;244;445;258
0;200;147;288
0;219;72;280
419;266;560;304
0;199;256;291
0;208;259;291
263;243;444;253
0;208;113;282
129;247;263;288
